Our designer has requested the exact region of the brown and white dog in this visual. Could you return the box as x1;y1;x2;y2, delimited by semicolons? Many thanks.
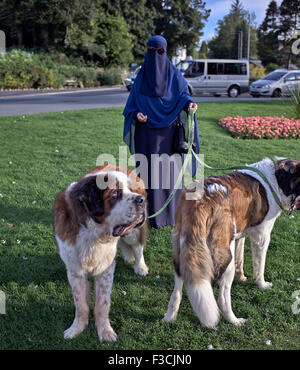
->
53;165;148;342
163;157;300;328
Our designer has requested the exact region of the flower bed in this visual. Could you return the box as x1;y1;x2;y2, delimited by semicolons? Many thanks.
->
218;116;300;139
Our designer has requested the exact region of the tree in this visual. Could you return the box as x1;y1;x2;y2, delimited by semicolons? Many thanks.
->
66;14;106;62
257;0;280;66
230;0;244;13
198;41;208;58
278;0;300;68
149;0;211;57
257;0;300;68
0;0;96;49
94;7;134;67
121;0;156;62
0;0;29;46
0;0;211;67
98;0;156;63
208;0;257;59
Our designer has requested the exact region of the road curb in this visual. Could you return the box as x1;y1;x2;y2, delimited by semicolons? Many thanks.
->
0;85;125;99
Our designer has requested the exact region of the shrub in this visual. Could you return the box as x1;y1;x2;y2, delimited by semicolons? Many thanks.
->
265;63;281;74
98;68;122;86
0;49;99;89
250;64;266;82
3;74;20;89
58;64;98;87
0;49;63;89
76;67;97;87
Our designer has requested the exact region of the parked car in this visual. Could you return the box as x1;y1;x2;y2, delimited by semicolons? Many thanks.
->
250;69;300;97
177;58;249;97
125;66;141;91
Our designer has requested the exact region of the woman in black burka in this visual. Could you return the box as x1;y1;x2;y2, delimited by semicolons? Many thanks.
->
123;35;199;228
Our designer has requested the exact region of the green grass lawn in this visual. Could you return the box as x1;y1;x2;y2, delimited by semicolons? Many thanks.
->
0;101;299;350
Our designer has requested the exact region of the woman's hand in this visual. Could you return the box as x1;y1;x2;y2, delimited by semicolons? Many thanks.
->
189;102;198;113
137;112;148;123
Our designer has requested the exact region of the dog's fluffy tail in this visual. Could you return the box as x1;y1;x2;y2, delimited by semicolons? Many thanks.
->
179;235;220;329
185;280;219;328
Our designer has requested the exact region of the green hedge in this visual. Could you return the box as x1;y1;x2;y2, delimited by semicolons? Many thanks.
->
0;50;61;88
0;49;124;89
58;64;98;88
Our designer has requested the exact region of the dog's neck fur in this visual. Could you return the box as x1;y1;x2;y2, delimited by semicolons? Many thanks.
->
238;157;292;212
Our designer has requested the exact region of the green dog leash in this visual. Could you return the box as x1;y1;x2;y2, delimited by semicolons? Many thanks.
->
148;111;289;219
148;109;195;219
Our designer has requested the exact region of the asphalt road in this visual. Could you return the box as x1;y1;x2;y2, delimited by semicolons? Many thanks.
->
0;86;281;116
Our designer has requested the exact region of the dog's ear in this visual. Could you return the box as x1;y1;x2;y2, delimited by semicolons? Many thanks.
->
69;180;89;226
77;182;92;209
70;177;105;225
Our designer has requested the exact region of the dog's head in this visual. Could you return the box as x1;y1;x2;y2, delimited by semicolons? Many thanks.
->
275;158;300;210
70;171;147;237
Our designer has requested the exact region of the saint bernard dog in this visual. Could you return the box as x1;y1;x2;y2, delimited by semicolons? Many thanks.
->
163;157;300;328
53;164;148;342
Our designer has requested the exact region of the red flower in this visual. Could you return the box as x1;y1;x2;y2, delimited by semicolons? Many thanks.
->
218;116;300;139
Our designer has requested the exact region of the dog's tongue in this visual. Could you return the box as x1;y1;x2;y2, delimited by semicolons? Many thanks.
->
113;225;125;236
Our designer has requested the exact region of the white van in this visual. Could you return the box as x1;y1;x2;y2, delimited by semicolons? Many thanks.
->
177;59;249;97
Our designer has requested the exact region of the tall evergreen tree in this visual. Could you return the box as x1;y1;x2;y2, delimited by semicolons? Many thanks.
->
230;0;244;13
257;0;280;66
278;0;300;68
198;41;208;58
257;0;300;68
208;0;257;59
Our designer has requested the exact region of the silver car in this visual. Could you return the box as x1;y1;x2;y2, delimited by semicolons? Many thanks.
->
250;69;300;97
125;66;141;91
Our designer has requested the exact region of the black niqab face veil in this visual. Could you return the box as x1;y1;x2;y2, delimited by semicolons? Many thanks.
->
139;35;169;97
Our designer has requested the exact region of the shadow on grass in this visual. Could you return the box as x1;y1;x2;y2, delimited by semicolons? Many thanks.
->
0;296;165;350
0;251;172;289
0;205;52;227
0;254;65;285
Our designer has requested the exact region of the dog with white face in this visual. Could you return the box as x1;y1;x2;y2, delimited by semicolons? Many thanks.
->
53;165;148;342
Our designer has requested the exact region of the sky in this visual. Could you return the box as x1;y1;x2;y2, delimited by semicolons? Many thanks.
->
201;0;282;43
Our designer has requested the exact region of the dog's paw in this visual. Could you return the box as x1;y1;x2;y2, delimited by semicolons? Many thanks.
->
162;313;177;323
97;326;118;343
232;317;247;326
64;321;87;339
134;263;149;276
258;281;273;291
235;272;247;282
123;254;135;263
